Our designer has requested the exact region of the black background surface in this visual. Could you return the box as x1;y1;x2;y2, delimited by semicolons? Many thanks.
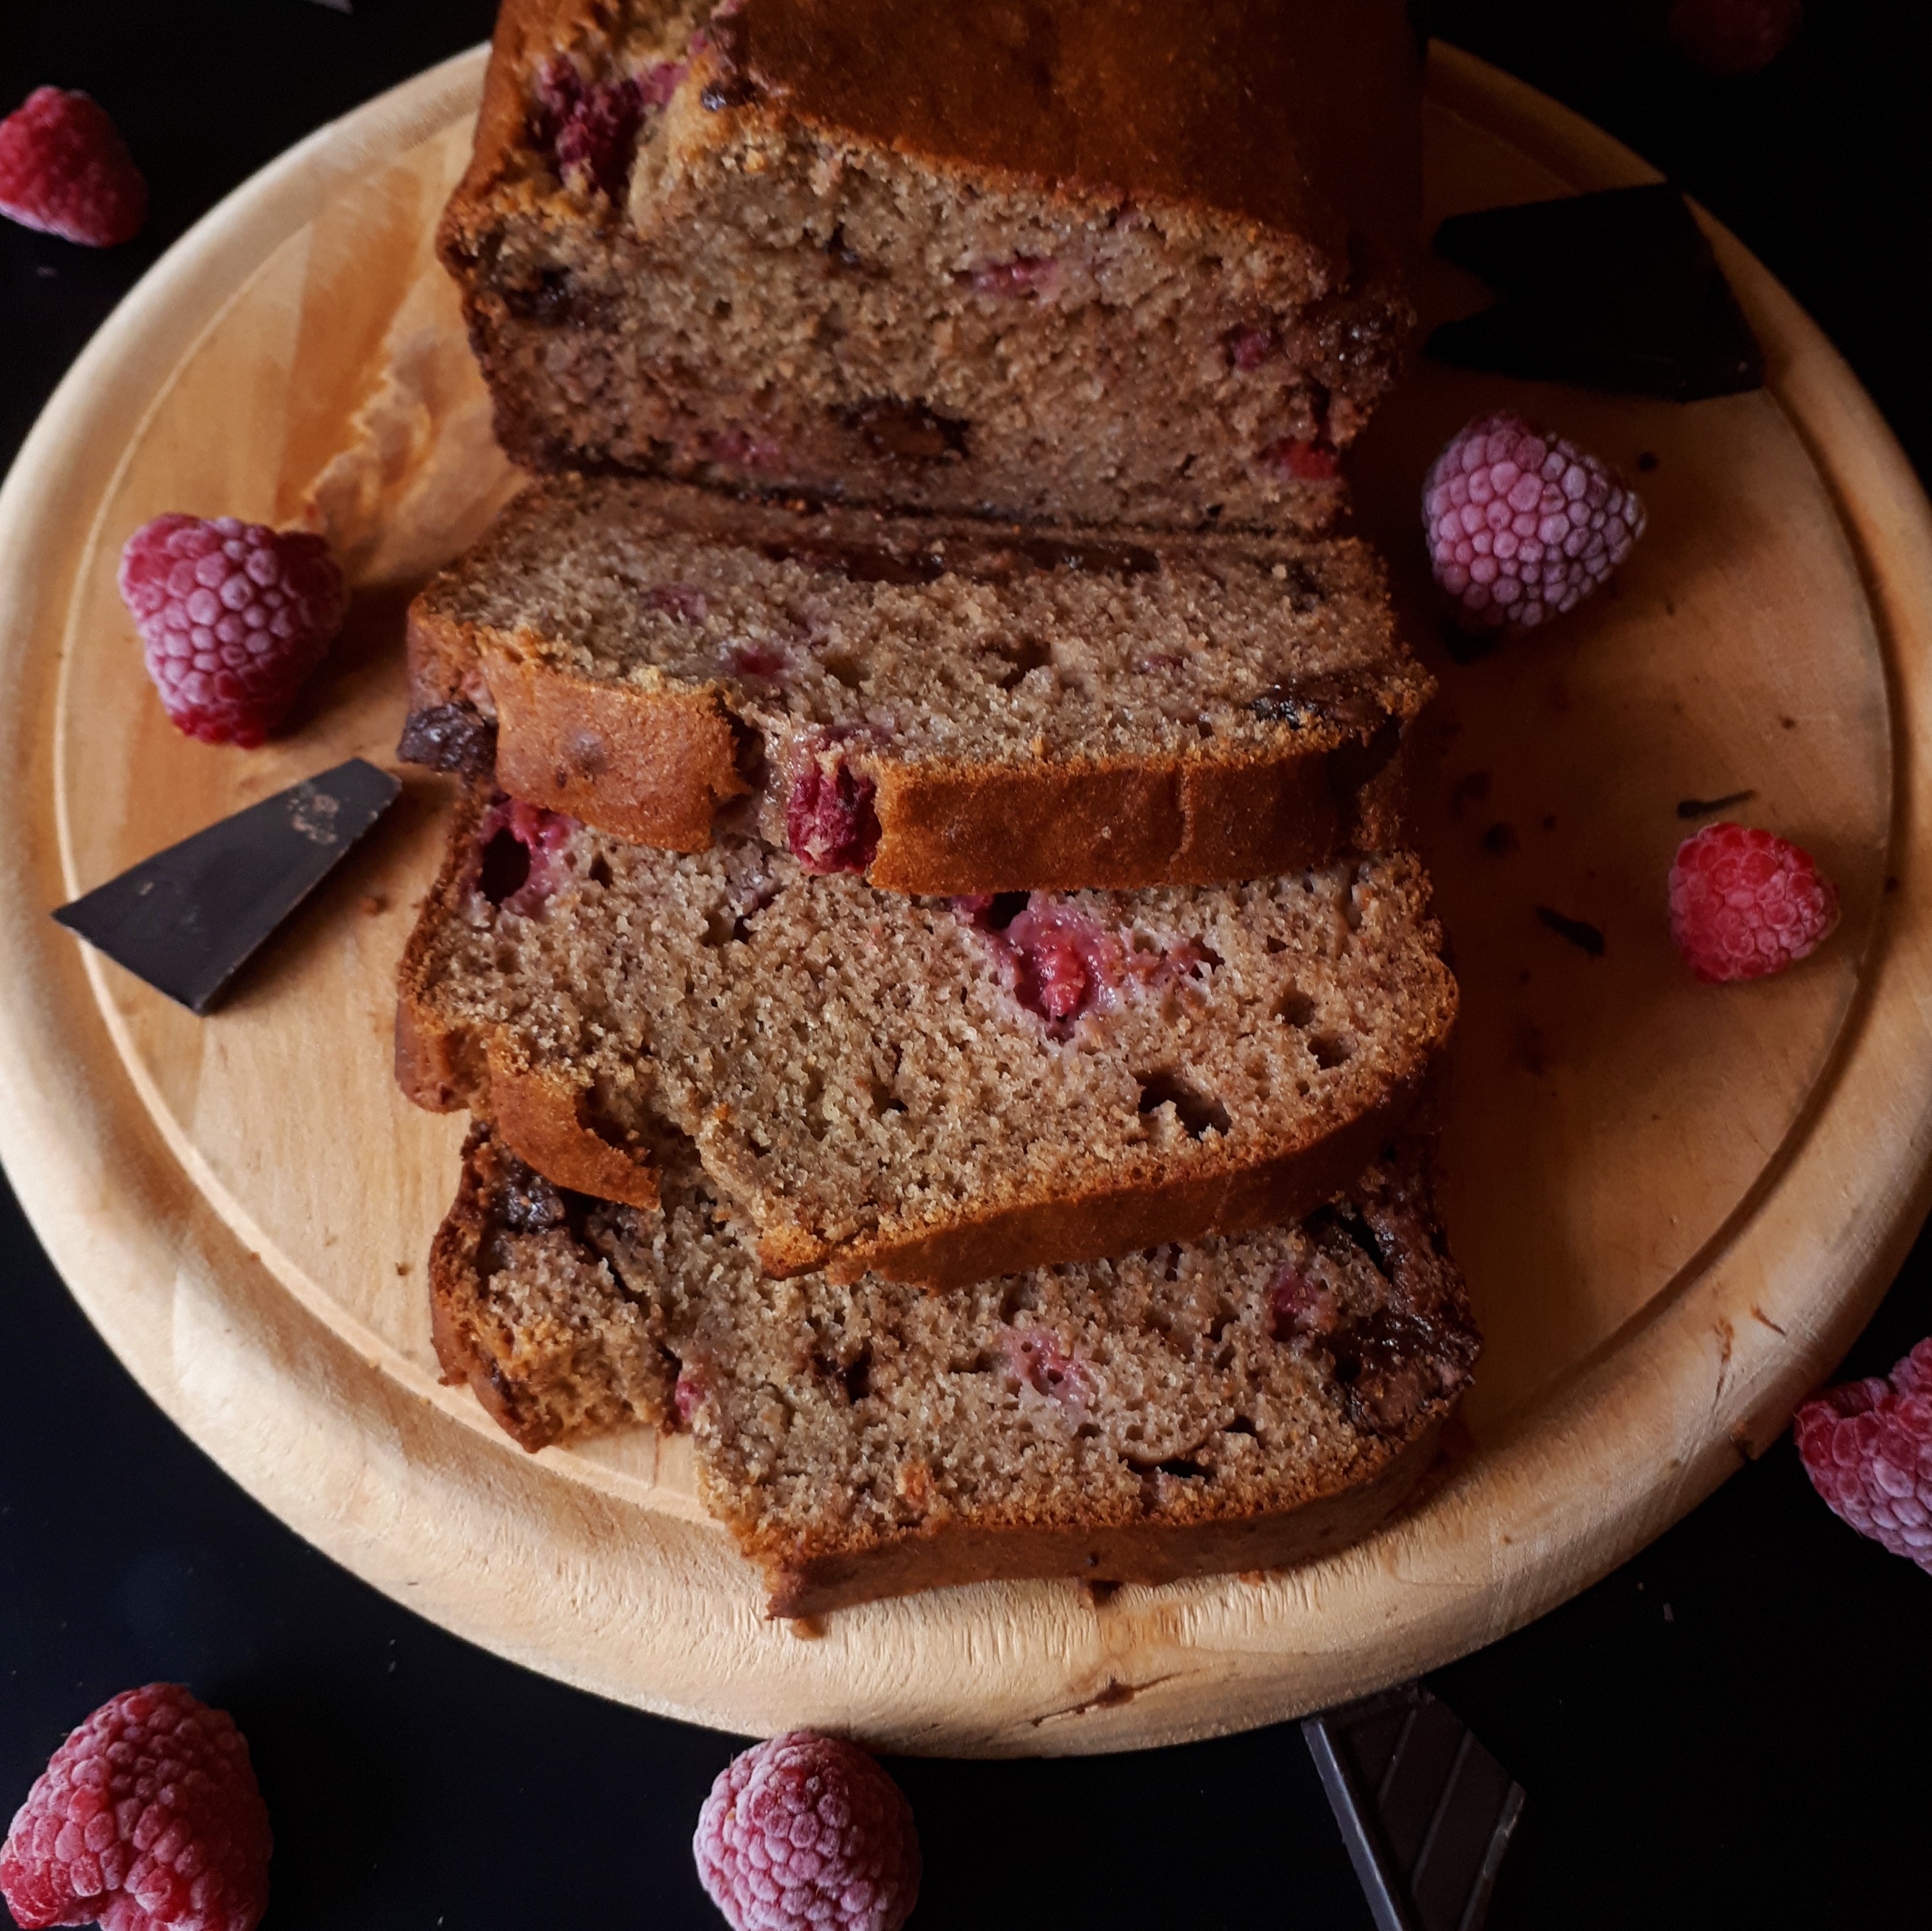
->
4;4;1930;1925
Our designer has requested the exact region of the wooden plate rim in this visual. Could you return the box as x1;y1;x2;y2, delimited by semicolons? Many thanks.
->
2;43;1930;1754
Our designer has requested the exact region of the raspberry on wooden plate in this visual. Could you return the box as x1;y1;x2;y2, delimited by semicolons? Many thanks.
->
1423;411;1646;630
119;514;347;747
1667;821;1839;983
0;86;146;246
0;1683;271;1931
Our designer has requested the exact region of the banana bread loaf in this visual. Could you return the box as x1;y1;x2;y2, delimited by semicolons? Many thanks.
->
439;0;1423;533
397;788;1458;1287
433;1122;1479;1615
400;474;1430;893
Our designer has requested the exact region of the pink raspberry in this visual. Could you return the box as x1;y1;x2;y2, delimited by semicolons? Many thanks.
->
1668;821;1838;983
1423;411;1646;629
1668;0;1803;76
693;1731;919;1931
475;797;580;917
0;1683;271;1931
119;515;346;747
787;751;880;876
531;57;645;199
0;87;146;247
1261;436;1342;483
1794;1339;1932;1571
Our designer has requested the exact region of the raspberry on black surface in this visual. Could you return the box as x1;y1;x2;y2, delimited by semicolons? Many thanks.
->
0;1683;271;1931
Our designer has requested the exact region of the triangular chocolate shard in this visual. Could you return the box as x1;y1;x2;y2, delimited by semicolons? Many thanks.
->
1427;182;1764;401
1304;1682;1525;1931
53;758;400;1014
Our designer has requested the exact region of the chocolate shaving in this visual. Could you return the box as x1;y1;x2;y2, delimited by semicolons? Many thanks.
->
1535;906;1606;956
1676;789;1756;819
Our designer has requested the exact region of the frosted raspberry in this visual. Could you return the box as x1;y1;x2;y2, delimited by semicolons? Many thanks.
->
0;87;146;246
1668;821;1838;983
1794;1339;1932;1570
119;515;346;747
0;1683;271;1931
1669;0;1803;75
694;1731;919;1931
1423;411;1646;629
787;751;880;875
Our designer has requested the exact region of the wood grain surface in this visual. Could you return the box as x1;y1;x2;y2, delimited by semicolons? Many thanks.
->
3;43;1931;1756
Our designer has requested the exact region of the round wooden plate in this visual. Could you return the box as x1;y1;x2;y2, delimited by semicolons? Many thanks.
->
4;43;1931;1757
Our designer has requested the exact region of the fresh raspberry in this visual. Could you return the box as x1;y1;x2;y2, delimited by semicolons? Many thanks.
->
1794;1339;1932;1571
1667;821;1839;983
1423;411;1646;629
0;1683;271;1931
0;87;147;246
786;751;880;876
119;515;346;747
694;1731;919;1931
1668;0;1803;76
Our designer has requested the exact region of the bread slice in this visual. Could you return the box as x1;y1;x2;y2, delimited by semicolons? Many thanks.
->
397;788;1458;1288
400;475;1432;895
439;0;1422;534
432;1121;1479;1616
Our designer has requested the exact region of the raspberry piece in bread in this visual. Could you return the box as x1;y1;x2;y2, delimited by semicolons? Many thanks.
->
400;476;1430;893
429;1123;1479;1615
438;0;1422;533
397;788;1458;1289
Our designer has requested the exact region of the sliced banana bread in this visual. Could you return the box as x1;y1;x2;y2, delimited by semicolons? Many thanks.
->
397;788;1457;1288
434;1122;1479;1615
440;0;1423;533
400;475;1430;893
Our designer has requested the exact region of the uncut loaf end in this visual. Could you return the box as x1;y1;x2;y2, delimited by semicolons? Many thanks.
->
441;0;1423;533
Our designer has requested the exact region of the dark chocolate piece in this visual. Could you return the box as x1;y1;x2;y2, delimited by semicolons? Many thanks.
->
1535;906;1606;956
398;700;498;777
1427;183;1763;401
53;758;400;1014
1304;1681;1525;1931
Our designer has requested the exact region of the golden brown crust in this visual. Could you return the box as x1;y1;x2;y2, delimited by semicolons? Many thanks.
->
753;1415;1447;1618
404;591;1429;897
479;632;751;851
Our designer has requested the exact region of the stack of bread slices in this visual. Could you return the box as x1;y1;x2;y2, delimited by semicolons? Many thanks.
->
395;0;1478;1618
